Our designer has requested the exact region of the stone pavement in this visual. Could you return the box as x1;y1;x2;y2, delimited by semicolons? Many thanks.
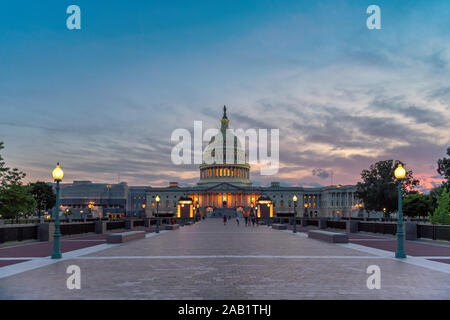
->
0;219;449;299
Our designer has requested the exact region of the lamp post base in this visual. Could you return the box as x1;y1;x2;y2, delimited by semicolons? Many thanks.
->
51;252;62;259
395;252;406;259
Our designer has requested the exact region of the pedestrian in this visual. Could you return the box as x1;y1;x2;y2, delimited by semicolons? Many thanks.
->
236;216;240;226
223;215;227;225
244;215;248;227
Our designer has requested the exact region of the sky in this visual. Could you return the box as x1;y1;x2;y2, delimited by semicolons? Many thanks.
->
0;0;449;191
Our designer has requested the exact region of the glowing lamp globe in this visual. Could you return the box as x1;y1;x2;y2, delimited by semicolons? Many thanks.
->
155;195;160;202
52;163;64;181
394;164;406;179
292;195;298;202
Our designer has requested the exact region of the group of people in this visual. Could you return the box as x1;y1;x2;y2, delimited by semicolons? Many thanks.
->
223;213;259;227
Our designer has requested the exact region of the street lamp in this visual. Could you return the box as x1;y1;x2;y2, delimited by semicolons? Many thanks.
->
304;203;308;217
51;163;64;259
394;163;407;259
155;195;160;233
292;195;298;233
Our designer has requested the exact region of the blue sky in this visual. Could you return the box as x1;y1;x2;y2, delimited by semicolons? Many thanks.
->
1;1;449;190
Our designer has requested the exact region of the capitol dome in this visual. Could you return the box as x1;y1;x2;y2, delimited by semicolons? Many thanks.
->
198;106;251;186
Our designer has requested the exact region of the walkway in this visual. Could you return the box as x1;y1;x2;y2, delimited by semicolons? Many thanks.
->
0;219;449;299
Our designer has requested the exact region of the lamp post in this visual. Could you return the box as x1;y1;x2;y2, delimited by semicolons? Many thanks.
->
155;195;160;233
304;203;308;217
51;163;64;259
293;195;298;233
394;163;407;259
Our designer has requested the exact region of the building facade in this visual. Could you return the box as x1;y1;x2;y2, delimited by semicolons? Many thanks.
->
56;181;130;219
146;108;363;218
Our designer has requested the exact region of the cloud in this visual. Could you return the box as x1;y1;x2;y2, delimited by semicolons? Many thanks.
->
312;168;330;179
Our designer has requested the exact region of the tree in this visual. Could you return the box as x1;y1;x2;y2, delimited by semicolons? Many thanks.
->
429;185;445;211
29;181;56;217
437;146;450;189
403;193;432;219
355;160;419;218
429;189;450;225
0;141;36;218
0;142;26;188
0;184;37;218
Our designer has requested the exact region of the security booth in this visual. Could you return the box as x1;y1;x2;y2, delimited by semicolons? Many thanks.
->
257;195;273;226
177;197;193;225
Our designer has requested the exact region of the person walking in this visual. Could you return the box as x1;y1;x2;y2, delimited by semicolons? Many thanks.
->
236;215;240;226
244;215;248;227
223;215;227;226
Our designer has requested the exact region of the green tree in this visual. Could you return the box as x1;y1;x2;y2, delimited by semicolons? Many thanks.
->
0;141;36;218
355;160;419;218
429;189;450;225
0;184;37;218
29;181;56;217
0;142;26;188
429;185;445;211
403;193;432;219
437;146;450;189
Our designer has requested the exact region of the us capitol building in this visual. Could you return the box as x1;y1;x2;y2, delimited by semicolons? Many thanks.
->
146;107;362;218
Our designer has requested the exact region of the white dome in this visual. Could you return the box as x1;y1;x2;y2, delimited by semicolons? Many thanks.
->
203;131;246;165
198;106;251;186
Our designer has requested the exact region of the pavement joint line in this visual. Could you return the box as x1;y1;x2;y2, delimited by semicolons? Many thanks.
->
281;230;308;237
69;255;387;260
145;230;168;238
62;239;105;242
0;231;169;279
0;257;48;260
277;228;450;274
337;242;450;274
349;239;398;241
177;232;276;234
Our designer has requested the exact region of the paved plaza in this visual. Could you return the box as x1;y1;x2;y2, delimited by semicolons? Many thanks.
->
0;219;449;299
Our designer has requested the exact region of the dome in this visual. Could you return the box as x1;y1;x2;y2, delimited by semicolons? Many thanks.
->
198;106;251;186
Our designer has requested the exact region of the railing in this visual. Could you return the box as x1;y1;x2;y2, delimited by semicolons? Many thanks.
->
0;225;38;243
358;222;397;235
60;222;95;236
417;224;450;241
2;219;39;225
306;219;319;226
106;220;126;230
326;220;346;229
133;219;145;227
